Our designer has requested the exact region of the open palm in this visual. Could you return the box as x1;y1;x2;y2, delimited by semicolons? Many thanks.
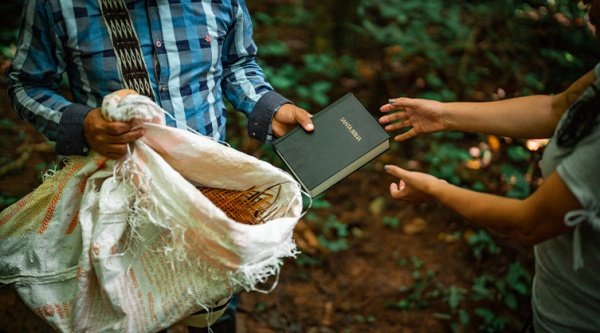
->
379;98;447;142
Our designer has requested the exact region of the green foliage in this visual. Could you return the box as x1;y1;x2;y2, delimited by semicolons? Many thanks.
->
295;253;323;267
446;285;467;311
308;194;333;209
467;229;501;261
468;263;532;327
0;119;17;130
0;193;20;209
497;262;533;310
505;262;532;296
354;314;377;324
260;53;357;108
507;146;531;162
425;136;471;185
381;215;401;229
0;1;22;44
252;5;359;114
357;0;596;95
303;202;352;254
317;215;350;252
257;39;290;58
388;253;531;332
387;268;437;311
474;307;508;333
253;302;267;313
471;274;497;302
470;268;532;312
501;164;531;198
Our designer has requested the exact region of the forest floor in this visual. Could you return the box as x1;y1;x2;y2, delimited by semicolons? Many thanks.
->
0;81;534;333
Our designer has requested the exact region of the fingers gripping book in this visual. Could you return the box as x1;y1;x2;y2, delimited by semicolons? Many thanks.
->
273;93;390;198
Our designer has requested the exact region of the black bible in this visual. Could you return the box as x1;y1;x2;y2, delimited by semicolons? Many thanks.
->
273;93;390;198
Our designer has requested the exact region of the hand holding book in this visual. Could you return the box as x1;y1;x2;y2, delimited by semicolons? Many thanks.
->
273;93;390;198
272;103;314;137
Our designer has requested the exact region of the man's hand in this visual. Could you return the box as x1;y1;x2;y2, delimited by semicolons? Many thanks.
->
272;104;314;137
83;90;145;159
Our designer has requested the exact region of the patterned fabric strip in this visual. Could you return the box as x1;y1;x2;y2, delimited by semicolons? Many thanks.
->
97;0;156;100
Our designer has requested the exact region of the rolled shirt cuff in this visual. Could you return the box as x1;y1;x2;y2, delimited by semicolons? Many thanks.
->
248;90;291;143
56;103;94;156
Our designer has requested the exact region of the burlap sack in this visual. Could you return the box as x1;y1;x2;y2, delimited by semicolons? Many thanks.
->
0;92;303;332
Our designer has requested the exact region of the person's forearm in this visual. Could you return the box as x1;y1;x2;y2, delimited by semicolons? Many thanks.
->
8;77;94;155
8;80;70;141
426;175;577;246
8;0;93;155
442;95;556;139
442;69;596;138
428;181;528;238
221;2;288;142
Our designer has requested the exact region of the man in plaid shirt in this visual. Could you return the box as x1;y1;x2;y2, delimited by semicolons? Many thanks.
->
9;0;313;160
8;0;313;332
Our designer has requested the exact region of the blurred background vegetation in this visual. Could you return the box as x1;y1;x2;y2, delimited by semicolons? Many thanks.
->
1;0;598;332
237;0;599;199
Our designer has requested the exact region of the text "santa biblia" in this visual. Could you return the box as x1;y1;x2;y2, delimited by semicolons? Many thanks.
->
340;117;362;142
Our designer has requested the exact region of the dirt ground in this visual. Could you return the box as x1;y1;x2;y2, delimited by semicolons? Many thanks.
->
0;80;533;333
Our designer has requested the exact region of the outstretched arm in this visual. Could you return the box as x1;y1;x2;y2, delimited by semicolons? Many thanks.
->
384;165;579;246
380;70;596;141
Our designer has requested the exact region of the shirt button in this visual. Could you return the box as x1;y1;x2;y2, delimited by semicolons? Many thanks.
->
155;40;162;48
160;85;167;93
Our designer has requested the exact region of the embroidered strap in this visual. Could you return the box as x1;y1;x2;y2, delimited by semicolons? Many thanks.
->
98;0;156;100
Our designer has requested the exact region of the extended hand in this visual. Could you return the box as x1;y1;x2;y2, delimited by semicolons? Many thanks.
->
379;98;447;142
272;104;314;137
384;165;446;203
83;90;145;159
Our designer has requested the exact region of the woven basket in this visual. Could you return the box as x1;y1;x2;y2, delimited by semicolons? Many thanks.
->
198;184;283;225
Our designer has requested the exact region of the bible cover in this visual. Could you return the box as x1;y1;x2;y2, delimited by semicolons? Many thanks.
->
273;93;390;198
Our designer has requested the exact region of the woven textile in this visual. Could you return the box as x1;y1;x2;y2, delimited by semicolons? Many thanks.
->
199;185;283;225
98;0;156;100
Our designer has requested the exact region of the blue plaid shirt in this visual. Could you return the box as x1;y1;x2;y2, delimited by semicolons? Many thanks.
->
9;0;290;155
